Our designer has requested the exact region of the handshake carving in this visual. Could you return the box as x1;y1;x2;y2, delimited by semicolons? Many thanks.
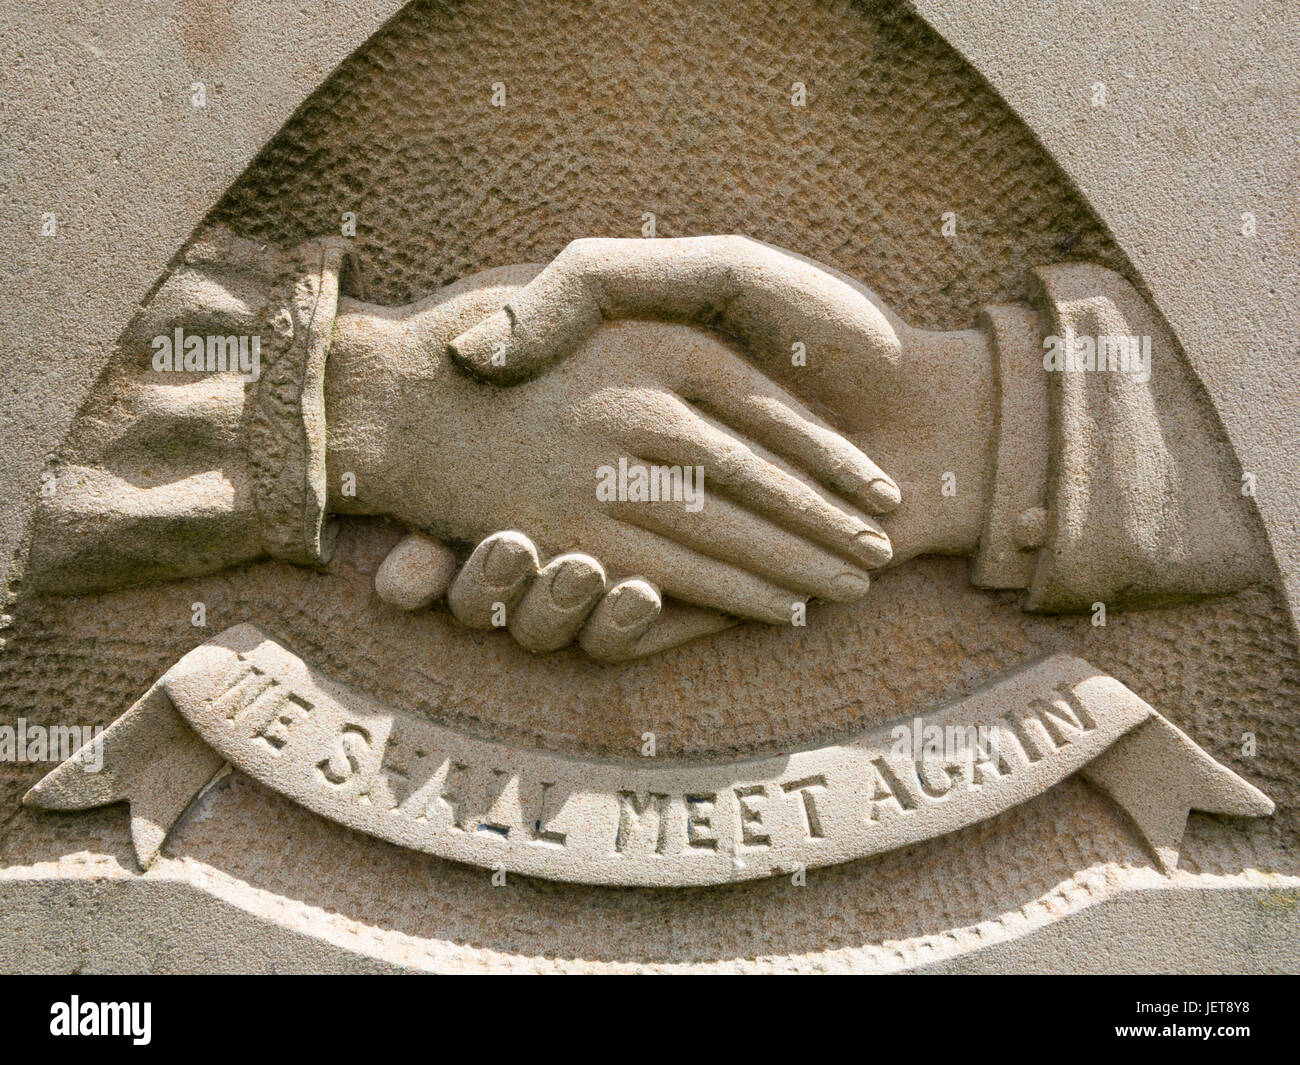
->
31;229;1248;644
330;237;994;661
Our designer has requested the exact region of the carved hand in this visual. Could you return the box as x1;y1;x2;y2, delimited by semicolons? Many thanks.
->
373;529;734;662
446;237;997;567
325;266;901;631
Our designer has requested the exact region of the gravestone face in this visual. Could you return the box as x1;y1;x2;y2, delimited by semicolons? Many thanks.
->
2;0;1297;973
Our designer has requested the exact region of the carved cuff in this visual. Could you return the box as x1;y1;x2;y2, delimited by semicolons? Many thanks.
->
183;229;350;567
970;302;1051;590
1019;263;1268;612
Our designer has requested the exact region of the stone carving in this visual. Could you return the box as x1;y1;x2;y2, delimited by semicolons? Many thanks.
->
24;624;1272;884
7;0;1294;971
26;234;1268;662
21;232;1277;886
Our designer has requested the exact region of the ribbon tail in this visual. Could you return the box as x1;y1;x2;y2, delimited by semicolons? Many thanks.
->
22;679;227;870
1081;711;1274;872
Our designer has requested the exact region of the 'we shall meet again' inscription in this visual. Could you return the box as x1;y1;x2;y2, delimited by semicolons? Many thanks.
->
28;626;1274;885
168;627;1151;884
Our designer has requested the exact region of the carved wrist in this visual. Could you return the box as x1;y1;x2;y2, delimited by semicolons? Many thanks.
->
878;324;996;563
323;301;407;519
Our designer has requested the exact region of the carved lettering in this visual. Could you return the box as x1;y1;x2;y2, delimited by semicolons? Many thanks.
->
782;775;827;839
734;784;770;847
916;757;969;800
685;793;718;850
440;761;473;830
865;757;920;821
615;790;670;854
530;782;568;847
82;629;1243;887
315;724;371;786
211;662;274;722
477;768;513;839
253;692;312;753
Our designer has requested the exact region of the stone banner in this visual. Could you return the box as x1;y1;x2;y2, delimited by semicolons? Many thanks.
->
25;625;1273;885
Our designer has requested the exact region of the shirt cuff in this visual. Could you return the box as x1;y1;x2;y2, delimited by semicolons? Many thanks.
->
183;230;351;567
972;262;1270;613
969;302;1051;589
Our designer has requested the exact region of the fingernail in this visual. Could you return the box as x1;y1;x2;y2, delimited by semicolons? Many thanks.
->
448;310;507;368
483;538;534;585
865;477;901;513
609;583;659;630
842;470;900;512
771;596;807;625
851;525;893;565
550;558;605;608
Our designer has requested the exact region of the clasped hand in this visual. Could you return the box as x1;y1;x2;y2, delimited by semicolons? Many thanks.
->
326;238;978;661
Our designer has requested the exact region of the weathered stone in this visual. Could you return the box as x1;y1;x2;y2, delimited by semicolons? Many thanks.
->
374;532;458;611
3;0;1297;975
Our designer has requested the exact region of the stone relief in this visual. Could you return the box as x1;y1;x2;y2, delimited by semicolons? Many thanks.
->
24;233;1269;659
26;625;1273;885
22;232;1276;884
5;0;1296;974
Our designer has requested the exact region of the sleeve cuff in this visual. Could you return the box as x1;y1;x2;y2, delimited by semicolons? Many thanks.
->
1023;263;1269;611
972;264;1269;612
969;302;1051;590
182;230;352;568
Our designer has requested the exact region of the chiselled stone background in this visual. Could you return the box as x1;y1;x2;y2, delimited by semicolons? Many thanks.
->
210;0;1127;325
3;0;1295;968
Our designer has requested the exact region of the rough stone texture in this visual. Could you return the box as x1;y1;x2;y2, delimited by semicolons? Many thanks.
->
30;626;1267;883
210;0;1127;327
912;0;1300;628
0;0;407;590
6;529;1298;968
3;0;1298;972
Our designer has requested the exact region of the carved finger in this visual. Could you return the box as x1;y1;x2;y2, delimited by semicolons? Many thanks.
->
447;236;902;387
610;495;871;603
374;533;459;611
623;601;738;659
598;521;807;625
508;553;607;653
678;343;900;513
619;396;893;569
446;531;540;630
580;585;735;662
577;578;662;662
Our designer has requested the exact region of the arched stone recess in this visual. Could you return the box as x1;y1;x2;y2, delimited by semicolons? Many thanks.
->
4;0;1297;972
